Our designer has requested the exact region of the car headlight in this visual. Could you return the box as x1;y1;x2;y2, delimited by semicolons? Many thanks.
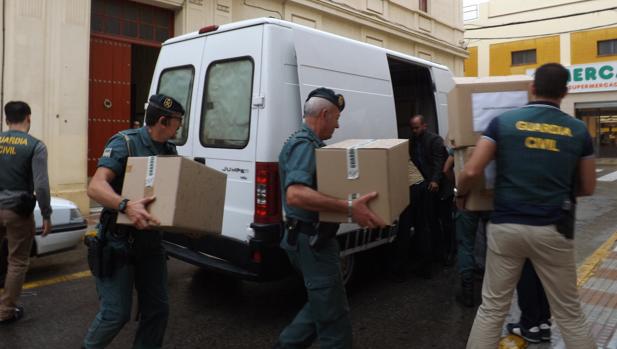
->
69;208;84;223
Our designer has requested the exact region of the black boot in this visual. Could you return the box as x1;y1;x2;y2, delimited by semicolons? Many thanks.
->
456;275;474;308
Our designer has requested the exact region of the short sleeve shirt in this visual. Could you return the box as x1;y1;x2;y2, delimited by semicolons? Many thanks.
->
98;127;177;194
278;124;325;223
482;101;594;225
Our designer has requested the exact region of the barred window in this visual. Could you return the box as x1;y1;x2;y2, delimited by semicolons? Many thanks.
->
512;49;536;66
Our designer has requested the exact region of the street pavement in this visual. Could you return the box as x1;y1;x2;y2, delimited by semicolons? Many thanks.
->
2;165;617;348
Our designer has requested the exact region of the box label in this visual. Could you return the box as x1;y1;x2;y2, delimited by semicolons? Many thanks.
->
145;156;157;188
345;139;375;179
472;91;528;132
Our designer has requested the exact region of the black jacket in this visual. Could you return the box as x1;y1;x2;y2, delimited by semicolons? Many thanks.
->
409;131;449;193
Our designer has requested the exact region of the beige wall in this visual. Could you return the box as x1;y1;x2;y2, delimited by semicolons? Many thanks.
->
1;0;465;213
1;0;91;213
464;0;617;77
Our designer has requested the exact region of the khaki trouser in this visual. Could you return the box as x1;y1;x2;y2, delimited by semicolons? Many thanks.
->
466;223;597;349
0;208;34;320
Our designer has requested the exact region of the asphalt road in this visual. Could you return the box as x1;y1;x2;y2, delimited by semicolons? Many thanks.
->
2;165;617;349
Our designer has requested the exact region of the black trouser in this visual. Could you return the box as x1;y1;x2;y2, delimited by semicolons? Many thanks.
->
518;259;551;328
389;186;415;274
437;195;455;260
411;182;441;267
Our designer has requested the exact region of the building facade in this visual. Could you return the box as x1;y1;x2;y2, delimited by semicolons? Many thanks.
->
463;0;617;158
0;0;466;213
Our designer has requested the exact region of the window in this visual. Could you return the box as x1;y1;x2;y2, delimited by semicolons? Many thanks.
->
419;0;428;12
511;49;536;66
598;39;617;56
91;0;173;45
200;58;254;148
157;66;195;145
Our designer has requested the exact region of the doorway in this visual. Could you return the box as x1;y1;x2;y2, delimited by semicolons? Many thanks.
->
88;0;173;176
576;102;617;158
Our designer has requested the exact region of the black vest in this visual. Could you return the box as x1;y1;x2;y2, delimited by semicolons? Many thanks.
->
0;130;39;191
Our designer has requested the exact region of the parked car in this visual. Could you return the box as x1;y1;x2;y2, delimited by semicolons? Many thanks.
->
0;197;88;287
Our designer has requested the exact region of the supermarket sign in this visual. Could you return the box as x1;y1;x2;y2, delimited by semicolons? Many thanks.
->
527;61;617;93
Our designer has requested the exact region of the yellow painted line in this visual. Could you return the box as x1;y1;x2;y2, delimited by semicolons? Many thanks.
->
21;270;92;290
577;230;617;287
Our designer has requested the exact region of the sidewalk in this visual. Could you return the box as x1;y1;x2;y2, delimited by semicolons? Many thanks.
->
549;233;617;349
576;234;617;349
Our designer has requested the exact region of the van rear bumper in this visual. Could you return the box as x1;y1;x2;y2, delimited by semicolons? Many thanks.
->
162;222;292;281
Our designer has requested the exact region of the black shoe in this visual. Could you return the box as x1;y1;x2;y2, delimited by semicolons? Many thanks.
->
539;322;551;342
506;322;541;343
0;305;24;325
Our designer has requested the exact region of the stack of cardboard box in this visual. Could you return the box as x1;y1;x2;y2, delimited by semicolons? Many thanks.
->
449;75;533;210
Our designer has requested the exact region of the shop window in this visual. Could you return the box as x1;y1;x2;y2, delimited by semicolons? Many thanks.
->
200;58;254;149
512;49;536;66
91;0;173;45
419;0;428;12
598;39;617;56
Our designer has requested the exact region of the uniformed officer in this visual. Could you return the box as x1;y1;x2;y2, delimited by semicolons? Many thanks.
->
275;87;386;349
83;94;185;348
458;63;597;349
0;101;51;324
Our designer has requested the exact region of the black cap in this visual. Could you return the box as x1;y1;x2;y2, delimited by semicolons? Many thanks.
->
148;94;185;117
306;87;345;112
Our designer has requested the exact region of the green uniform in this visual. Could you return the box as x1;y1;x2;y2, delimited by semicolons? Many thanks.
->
83;126;176;349
277;124;352;349
484;101;594;225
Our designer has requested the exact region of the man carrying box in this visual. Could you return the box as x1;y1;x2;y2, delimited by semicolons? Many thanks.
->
458;63;597;349
83;94;185;349
274;87;386;349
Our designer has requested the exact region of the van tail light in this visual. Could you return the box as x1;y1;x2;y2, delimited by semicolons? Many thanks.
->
254;162;282;225
198;25;219;34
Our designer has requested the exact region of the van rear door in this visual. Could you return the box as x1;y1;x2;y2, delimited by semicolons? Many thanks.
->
191;25;264;242
151;39;204;156
292;27;397;141
431;67;455;138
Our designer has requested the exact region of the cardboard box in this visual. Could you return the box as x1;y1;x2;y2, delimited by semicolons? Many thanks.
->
316;139;410;224
453;147;493;211
448;75;533;148
117;156;227;236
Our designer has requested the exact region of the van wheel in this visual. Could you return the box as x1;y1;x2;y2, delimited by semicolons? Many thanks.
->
340;253;356;287
0;239;7;288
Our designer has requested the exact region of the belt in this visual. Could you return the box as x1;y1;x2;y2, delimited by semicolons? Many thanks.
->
286;219;318;236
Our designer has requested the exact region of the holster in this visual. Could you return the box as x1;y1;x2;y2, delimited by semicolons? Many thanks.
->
286;219;340;251
85;210;131;278
555;200;575;240
12;193;36;218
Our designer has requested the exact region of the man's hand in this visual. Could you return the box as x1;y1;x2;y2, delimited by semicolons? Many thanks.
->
351;192;387;229
428;181;439;192
41;218;52;237
125;196;160;230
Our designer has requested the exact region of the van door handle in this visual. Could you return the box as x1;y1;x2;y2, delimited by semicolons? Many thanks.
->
194;157;206;165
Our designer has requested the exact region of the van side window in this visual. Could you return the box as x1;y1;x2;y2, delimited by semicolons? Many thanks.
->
157;66;195;145
200;58;254;148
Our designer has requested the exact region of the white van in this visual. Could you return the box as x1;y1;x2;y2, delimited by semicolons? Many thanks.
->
149;18;454;283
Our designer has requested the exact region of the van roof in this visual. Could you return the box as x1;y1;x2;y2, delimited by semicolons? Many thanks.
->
164;18;450;72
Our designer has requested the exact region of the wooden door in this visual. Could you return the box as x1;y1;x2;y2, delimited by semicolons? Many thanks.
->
88;37;131;176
